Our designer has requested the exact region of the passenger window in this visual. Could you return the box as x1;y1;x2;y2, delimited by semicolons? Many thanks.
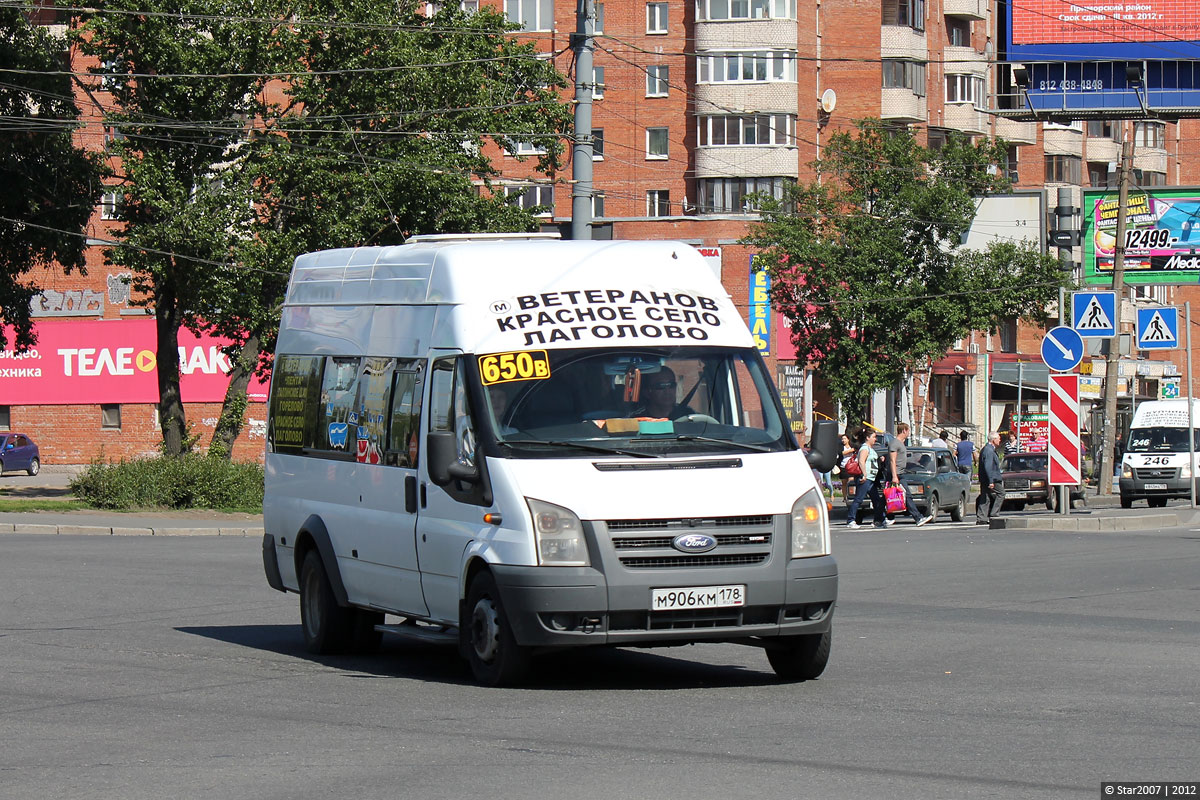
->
317;356;361;453
429;357;476;466
352;357;394;465
269;355;324;452
387;367;423;467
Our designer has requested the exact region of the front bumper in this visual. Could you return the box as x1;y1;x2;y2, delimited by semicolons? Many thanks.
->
491;555;838;649
1119;476;1197;500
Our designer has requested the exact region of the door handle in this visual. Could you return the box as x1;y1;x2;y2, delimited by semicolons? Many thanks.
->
404;475;418;513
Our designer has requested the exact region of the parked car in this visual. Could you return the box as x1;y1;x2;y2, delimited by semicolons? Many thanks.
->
0;432;40;476
851;446;969;523
1001;452;1087;511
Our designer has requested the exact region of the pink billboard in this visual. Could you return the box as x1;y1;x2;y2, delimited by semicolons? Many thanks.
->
0;319;269;405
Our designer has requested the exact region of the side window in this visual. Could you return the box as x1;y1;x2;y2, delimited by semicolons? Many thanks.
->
353;357;394;465
387;365;424;467
269;355;323;452
317;356;361;454
429;357;476;467
939;452;955;472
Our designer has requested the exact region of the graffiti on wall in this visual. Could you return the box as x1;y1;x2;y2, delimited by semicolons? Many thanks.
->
32;289;105;317
107;273;133;307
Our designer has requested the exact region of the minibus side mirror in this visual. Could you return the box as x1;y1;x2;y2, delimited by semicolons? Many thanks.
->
805;419;839;473
427;430;479;486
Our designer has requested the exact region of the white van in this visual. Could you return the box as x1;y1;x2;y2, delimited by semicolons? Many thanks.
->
261;234;839;685
1119;399;1200;508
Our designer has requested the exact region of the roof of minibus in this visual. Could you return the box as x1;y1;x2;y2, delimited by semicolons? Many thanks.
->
286;237;726;307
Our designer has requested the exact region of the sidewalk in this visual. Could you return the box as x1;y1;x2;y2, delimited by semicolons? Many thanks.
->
0;466;263;536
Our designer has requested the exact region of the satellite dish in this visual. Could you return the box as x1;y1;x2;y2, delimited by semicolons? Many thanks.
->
820;88;837;114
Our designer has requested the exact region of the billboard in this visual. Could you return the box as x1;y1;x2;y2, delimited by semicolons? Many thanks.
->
0;319;269;405
1007;0;1200;61
1083;187;1200;285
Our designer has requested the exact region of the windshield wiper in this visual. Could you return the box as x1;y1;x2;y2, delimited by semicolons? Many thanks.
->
498;439;659;458
671;435;775;453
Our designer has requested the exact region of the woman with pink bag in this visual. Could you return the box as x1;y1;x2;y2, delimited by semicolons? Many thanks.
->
887;423;935;527
845;429;887;529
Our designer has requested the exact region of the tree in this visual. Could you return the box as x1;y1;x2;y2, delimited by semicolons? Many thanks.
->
0;7;104;351
73;0;571;458
203;0;571;457
743;120;1067;425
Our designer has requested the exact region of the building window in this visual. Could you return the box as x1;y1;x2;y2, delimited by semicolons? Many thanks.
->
945;74;985;109
513;139;547;156
1132;169;1166;186
1135;121;1165;149
882;60;926;96
696;0;796;21
646;127;669;159
647;1;668;32
1044;154;1082;184
101;404;121;429
101;191;123;220
505;184;554;216
459;0;479;11
506;0;553;31
592;193;606;218
592;65;604;99
591;128;604;160
0;406;9;429
647;190;671;216
697;114;795;146
1087;120;1121;141
1006;145;1020;181
998;319;1017;353
697;50;797;84
883;0;924;31
594;2;603;31
697;176;794;214
1088;162;1115;187
1043;120;1082;132
946;18;970;46
646;65;669;96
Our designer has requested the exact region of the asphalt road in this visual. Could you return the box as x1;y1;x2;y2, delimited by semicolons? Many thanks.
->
1;524;1197;800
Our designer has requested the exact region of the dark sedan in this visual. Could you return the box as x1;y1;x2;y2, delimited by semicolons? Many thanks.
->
1001;452;1086;511
0;432;40;476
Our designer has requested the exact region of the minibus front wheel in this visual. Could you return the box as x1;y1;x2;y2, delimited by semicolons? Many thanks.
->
765;630;831;682
465;571;530;687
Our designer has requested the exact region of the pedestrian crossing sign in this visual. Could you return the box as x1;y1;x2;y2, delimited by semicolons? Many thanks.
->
1136;306;1179;350
1071;291;1116;337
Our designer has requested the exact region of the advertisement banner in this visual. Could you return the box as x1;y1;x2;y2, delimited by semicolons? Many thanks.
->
749;257;770;356
1084;188;1200;285
0;319;269;405
1015;413;1050;453
1008;0;1200;60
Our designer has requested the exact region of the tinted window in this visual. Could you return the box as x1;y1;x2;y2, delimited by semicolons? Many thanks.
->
269;355;323;452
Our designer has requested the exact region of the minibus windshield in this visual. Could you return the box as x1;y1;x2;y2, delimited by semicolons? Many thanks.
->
1126;427;1200;452
475;346;792;457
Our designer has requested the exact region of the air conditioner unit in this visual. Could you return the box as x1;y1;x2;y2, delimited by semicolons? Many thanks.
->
968;343;980;354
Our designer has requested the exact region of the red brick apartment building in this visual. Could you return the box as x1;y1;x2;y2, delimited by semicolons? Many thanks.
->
5;0;1200;464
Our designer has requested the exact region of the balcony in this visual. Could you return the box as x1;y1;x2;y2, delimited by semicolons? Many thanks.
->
695;18;798;50
943;0;986;19
695;83;798;116
1085;136;1121;165
695;146;799;178
881;88;926;123
995;118;1037;144
943;45;987;78
881;25;926;62
943;103;987;136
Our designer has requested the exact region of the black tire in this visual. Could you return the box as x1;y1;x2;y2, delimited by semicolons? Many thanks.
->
1046;490;1058;512
950;492;966;522
1012;501;1027;511
1120;495;1133;509
351;609;384;653
464;571;529;687
926;493;939;524
299;550;354;655
27;457;39;476
766;630;831;681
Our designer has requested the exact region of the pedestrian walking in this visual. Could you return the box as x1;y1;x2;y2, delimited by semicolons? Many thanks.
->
976;431;1004;524
930;429;950;450
956;430;976;474
837;432;857;502
887;422;934;527
846;429;886;529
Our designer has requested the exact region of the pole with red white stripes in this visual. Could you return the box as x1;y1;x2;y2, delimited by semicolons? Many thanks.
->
1048;373;1081;516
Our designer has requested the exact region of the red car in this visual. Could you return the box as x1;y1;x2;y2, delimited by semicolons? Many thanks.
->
0;433;41;476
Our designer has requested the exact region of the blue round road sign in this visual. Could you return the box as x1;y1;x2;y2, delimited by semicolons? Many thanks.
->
1041;326;1084;372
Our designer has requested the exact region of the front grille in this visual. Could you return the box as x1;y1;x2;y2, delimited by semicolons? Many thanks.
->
1006;478;1031;490
603;514;777;570
1134;467;1177;480
610;605;781;631
618;553;768;569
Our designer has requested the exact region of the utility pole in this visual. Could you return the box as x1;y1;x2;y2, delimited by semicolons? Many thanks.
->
1099;131;1134;496
570;0;595;241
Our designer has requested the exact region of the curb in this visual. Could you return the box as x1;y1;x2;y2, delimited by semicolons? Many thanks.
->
0;522;264;537
989;514;1179;531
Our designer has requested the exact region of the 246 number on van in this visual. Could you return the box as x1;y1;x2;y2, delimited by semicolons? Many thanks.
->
478;350;550;385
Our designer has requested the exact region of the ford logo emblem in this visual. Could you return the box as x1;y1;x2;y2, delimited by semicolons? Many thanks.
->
672;533;717;554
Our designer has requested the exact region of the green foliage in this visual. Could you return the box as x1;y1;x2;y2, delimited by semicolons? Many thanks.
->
69;455;264;511
0;8;106;350
744;120;1068;422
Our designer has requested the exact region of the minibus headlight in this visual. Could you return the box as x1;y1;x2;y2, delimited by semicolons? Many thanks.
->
1181;463;1192;480
790;488;829;559
1121;462;1133;479
527;498;590;566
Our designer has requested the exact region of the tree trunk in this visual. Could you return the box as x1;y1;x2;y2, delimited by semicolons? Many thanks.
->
156;280;187;457
209;333;262;461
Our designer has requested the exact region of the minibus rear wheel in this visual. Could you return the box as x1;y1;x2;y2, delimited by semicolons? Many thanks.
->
766;630;831;682
299;550;354;654
465;571;529;687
